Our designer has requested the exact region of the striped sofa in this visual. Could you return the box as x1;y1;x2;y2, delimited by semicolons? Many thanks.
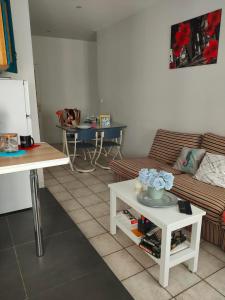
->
110;129;225;251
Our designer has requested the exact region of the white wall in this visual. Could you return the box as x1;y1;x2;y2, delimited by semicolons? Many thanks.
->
6;0;40;143
97;0;225;156
4;0;44;187
32;36;98;143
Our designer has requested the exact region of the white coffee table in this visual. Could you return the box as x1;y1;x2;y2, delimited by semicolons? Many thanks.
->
109;179;206;287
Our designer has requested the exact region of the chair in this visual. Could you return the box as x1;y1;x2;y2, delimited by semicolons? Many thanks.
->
95;127;123;169
56;108;81;171
73;128;98;173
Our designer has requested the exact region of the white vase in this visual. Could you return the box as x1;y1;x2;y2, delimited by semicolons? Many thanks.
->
148;187;165;200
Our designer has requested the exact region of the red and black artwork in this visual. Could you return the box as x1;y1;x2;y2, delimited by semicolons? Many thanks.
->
169;9;222;69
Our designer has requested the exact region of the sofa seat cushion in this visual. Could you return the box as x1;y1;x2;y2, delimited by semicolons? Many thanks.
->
110;157;181;180
149;129;202;165
172;174;225;224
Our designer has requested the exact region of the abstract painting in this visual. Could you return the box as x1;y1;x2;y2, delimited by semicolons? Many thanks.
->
169;9;222;69
0;0;17;73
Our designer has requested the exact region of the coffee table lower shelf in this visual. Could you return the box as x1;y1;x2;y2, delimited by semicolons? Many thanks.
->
115;215;194;267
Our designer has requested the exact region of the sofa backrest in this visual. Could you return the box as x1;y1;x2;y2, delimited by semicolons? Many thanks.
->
201;133;225;156
149;129;202;165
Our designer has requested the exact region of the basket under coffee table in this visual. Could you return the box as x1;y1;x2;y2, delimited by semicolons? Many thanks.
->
109;179;206;287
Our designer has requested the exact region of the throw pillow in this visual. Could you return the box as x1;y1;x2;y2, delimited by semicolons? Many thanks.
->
194;153;225;188
173;147;206;175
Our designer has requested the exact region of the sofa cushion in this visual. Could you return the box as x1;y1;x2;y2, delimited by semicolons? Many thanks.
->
201;132;225;156
149;129;202;165
194;153;225;188
172;174;225;224
110;157;181;180
173;147;206;175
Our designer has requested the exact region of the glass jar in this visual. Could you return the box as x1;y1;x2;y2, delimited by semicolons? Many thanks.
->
0;133;18;152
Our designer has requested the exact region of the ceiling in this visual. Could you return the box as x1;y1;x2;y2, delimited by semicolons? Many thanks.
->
29;0;156;41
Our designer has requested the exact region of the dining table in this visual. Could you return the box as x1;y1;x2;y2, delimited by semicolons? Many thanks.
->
0;143;69;257
56;122;127;171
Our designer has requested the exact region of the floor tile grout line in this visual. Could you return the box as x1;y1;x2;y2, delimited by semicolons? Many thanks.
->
47;170;219;299
25;266;102;299
119;269;145;282
47;172;141;263
196;264;225;281
147;266;203;299
4;221;77;249
58;173;167;294
0;245;14;253
47;167;111;206
202;276;225;298
203;265;225;280
170;279;203;299
120;267;175;299
59;175;225;267
54;174;111;222
168;264;225;298
47;169;177;297
145;268;175;299
46;167;225;299
200;245;225;264
63;200;209;298
6;217;29;299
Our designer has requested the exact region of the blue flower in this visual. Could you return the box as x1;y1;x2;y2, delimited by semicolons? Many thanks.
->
159;171;174;190
138;169;149;185
138;169;174;191
152;177;165;191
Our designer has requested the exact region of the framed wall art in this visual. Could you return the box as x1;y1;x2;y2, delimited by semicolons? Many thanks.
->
0;0;17;73
99;114;111;128
169;9;222;69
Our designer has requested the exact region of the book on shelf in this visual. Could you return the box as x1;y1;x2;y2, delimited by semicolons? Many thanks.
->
139;230;187;258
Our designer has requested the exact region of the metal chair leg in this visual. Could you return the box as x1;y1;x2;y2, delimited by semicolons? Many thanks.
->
64;130;74;171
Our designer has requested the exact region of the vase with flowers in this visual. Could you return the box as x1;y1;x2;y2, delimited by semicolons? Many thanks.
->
138;169;174;201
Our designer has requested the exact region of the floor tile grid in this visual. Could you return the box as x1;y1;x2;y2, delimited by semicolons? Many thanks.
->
165;275;223;300
200;241;225;264
181;243;225;293
45;166;225;300
46;167;112;240
49;182;109;220
59;164;225;261
52;166;225;268
46;167;221;299
5;217;29;300
46;167;156;276
49;168;176;299
201;267;225;297
46;167;174;297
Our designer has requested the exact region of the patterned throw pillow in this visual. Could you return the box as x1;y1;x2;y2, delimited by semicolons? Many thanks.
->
194;153;225;188
173;147;206;175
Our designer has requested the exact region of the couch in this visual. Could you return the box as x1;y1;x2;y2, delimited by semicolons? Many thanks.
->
110;129;225;251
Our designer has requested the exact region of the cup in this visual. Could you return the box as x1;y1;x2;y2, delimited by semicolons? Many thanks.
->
20;135;34;148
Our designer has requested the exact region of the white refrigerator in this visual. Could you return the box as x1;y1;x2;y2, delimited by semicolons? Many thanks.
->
0;79;32;213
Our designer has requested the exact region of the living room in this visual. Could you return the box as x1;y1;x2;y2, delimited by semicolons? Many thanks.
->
0;0;225;300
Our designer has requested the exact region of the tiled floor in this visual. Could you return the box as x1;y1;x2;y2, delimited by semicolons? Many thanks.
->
0;188;132;300
44;162;225;300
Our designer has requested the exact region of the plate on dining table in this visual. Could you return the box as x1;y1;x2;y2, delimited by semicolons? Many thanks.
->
77;124;91;129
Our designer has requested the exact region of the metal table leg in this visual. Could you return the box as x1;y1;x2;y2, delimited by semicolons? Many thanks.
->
30;169;44;257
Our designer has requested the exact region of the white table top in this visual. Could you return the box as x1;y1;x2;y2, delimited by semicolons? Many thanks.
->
109;179;206;229
0;143;69;175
